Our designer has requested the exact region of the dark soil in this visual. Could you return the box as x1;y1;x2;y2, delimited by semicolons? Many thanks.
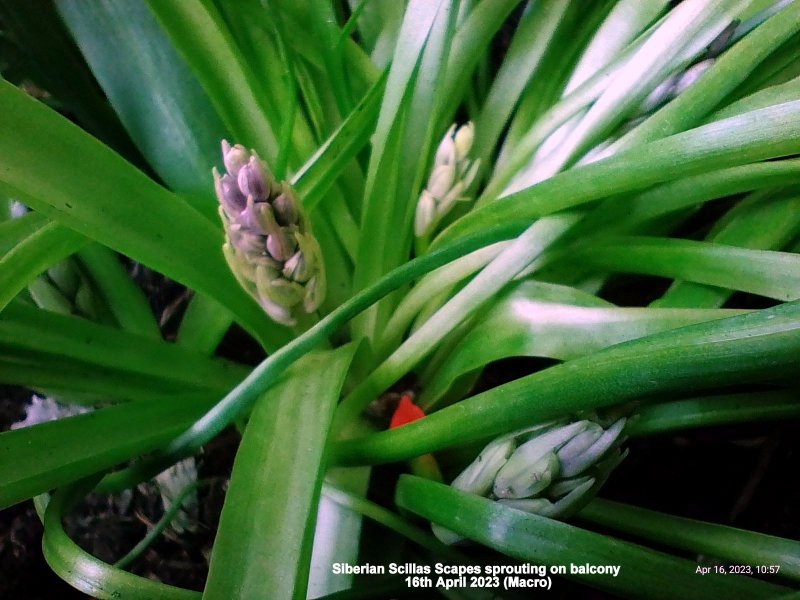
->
0;384;239;599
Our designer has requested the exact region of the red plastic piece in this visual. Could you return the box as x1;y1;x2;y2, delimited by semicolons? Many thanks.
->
389;394;425;429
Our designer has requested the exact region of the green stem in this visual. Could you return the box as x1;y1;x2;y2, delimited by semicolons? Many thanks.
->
96;224;519;494
627;390;800;437
114;480;207;570
333;300;800;466
578;498;800;582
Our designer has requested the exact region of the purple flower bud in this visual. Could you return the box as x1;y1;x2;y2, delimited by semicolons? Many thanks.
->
237;156;269;201
214;141;326;325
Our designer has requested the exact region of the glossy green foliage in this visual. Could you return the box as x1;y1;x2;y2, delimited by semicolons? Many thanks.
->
204;345;356;600
0;79;286;348
0;397;212;509
57;0;229;202
1;2;800;598
0;219;87;311
419;280;743;408
580;499;800;582
336;299;800;465
396;476;791;599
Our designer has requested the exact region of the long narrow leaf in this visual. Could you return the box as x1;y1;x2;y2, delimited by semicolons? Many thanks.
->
0;300;248;391
438;101;800;246
204;345;357;600
144;0;279;166
0;221;87;311
563;236;800;302
396;476;790;600
0;79;288;348
420;281;744;408
58;0;229;205
579;498;800;582
0;397;213;509
335;299;800;465
627;391;800;436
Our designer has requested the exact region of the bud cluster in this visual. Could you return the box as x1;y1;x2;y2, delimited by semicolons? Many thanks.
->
214;141;325;326
27;260;99;319
414;122;480;239
434;418;626;545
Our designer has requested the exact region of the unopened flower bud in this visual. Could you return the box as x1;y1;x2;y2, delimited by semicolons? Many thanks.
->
451;436;516;496
494;421;589;499
214;140;326;325
433;417;626;545
415;122;480;239
221;139;250;177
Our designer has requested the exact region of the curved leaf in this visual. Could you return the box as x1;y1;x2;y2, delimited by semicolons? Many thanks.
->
204;345;357;600
419;280;743;408
563;236;800;302
0;220;87;312
335;299;800;465
396;476;790;600
0;79;288;349
42;483;200;599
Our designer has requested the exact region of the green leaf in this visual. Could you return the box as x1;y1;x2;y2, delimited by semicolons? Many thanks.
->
522;0;746;181
579;498;800;582
204;345;357;600
438;0;521;125
377;241;509;358
0;79;288;349
176;293;233;354
564;0;668;93
709;74;800;124
292;70;387;211
0;210;48;253
335;299;800;465
653;191;800;307
562;236;800;302
565;159;800;243
42;482;201;599
0;397;213;509
339;213;581;426
419;280;744;408
57;0;229;206
346;0;404;67
395;476;791;600
609;0;800;153
472;0;573;166
0;355;208;403
0;0;136;157
627;390;800;437
352;0;457;342
439;101;800;246
97;224;519;491
144;0;279;166
77;244;161;338
0;220;87;312
0;300;248;392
